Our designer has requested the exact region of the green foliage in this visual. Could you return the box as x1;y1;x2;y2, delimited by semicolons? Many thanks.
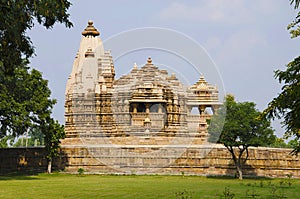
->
245;188;259;198
288;0;300;38
0;65;56;137
286;173;294;187
241;178;297;199
0;135;13;148
12;108;51;148
219;187;235;199
0;0;72;137
0;0;72;73
174;189;193;199
264;55;300;154
14;137;31;147
180;171;185;177
208;95;275;179
270;186;287;199
287;139;299;148
13;137;42;147
209;95;275;147
207;104;226;143
268;138;299;149
40;116;65;161
269;138;290;148
77;168;85;175
0;0;71;171
28;126;44;146
266;0;300;154
291;0;300;8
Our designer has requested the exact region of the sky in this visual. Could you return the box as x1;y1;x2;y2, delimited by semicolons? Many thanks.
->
28;0;299;137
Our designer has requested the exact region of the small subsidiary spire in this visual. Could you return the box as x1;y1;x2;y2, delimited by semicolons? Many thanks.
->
82;20;100;37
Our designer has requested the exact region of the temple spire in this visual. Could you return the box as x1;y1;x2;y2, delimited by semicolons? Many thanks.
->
82;20;100;37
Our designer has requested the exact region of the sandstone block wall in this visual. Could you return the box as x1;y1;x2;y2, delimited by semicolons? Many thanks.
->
0;146;299;178
0;147;64;174
60;146;300;178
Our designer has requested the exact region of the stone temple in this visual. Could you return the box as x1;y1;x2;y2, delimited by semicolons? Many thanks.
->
62;21;222;173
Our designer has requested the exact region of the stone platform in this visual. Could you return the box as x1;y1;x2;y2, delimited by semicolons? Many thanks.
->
60;144;300;178
1;145;299;178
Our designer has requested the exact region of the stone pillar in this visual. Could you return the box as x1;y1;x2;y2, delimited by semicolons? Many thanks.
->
167;114;173;124
173;104;179;123
158;104;162;113
145;103;150;114
133;103;137;113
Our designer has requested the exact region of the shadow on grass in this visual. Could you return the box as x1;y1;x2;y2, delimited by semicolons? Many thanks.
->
0;172;43;181
206;175;236;179
206;175;272;180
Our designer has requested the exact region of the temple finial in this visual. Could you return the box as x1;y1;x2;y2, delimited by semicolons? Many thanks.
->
82;20;100;37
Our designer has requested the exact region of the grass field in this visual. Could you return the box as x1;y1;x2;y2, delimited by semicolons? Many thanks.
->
0;173;299;199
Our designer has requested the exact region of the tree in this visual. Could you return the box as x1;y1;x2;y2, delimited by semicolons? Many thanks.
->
0;0;72;74
0;64;55;136
264;0;300;154
40;116;65;173
0;0;72;172
269;138;289;148
0;135;13;148
263;56;300;153
208;95;275;180
287;139;299;148
13;127;44;147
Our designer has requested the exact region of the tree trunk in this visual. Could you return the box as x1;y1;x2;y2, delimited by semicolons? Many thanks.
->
236;164;243;180
47;159;52;174
226;146;244;180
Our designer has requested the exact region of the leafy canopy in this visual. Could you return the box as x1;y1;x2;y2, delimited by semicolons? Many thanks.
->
0;0;72;134
0;0;72;74
0;63;55;138
209;95;275;148
0;0;72;166
264;57;300;136
264;0;300;154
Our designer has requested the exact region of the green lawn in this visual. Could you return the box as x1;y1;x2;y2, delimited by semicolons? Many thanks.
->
0;173;299;199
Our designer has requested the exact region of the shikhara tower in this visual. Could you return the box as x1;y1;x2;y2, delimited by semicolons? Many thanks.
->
64;20;116;143
63;21;221;169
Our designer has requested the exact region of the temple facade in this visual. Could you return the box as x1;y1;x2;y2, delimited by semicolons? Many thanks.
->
63;21;221;146
61;21;224;173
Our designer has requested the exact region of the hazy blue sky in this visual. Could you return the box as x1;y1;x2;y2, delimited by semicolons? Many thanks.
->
28;0;299;136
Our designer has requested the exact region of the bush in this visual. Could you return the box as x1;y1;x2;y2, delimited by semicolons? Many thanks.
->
77;168;85;175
